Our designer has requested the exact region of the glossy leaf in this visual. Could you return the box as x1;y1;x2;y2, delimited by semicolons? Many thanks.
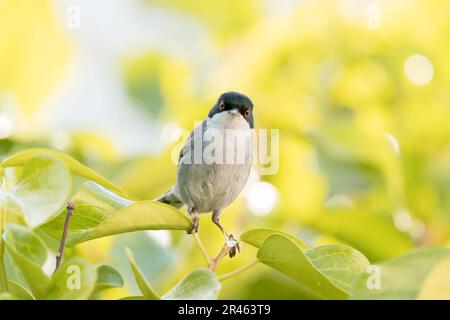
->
6;155;71;228
241;271;322;300
94;264;124;292
109;231;175;296
241;228;308;250
125;248;159;300
352;247;450;300
3;224;49;298
257;234;368;299
41;181;192;246
162;269;221;300
7;281;34;300
1;148;126;197
44;258;97;300
306;244;370;294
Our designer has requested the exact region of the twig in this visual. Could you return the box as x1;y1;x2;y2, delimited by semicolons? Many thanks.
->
192;233;212;266
218;259;259;281
54;202;75;273
209;238;240;271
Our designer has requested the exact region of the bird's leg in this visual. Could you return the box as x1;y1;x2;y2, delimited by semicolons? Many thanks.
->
212;209;240;258
187;207;199;234
212;209;225;236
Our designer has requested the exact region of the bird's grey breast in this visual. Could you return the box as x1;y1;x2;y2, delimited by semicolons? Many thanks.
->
176;112;252;213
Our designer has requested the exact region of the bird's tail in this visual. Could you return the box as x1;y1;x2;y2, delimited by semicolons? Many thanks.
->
154;186;184;209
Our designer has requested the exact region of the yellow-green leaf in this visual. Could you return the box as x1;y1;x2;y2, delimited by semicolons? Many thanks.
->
41;182;192;246
257;234;368;299
44;258;97;300
162;269;221;300
306;244;369;294
7;281;34;300
1;148;126;197
94;264;124;293
6;155;71;228
241;228;308;250
3;224;49;298
125;248;159;300
352;247;450;300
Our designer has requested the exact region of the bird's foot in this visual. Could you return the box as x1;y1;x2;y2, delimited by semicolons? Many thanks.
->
225;234;240;258
187;213;199;234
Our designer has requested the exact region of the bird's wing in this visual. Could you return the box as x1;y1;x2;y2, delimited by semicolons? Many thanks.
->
178;120;208;165
156;120;208;209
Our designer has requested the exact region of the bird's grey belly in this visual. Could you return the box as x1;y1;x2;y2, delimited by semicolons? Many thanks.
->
177;163;251;213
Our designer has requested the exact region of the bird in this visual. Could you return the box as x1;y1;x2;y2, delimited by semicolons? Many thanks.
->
156;92;254;255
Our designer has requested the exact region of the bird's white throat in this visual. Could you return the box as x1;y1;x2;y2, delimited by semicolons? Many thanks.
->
201;110;252;166
207;110;250;130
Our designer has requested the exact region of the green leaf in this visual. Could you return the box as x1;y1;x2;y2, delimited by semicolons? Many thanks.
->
1;148;126;197
257;234;368;299
119;295;145;300
94;264;124;292
162;269;221;300
306;244;370;294
109;232;175;296
41;182;192;246
125;248;160;300
352;247;450;300
44;258;97;300
242;271;323;299
241;228;308;250
3;224;49;298
7;281;34;300
3;251;27;290
6;155;71;228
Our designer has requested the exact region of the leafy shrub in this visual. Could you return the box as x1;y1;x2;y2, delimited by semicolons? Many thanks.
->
1;148;449;300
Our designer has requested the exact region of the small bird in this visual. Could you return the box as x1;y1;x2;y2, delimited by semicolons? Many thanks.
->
156;92;254;253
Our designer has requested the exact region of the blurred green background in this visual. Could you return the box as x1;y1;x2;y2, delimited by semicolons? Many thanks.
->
1;0;450;299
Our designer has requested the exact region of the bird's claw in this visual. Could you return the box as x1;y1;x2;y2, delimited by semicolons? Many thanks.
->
225;234;240;258
229;242;240;258
187;225;199;234
187;213;199;234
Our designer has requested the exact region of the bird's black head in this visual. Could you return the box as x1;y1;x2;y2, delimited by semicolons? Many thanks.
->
208;92;254;128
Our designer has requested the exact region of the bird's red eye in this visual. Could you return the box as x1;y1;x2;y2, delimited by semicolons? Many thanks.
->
219;101;225;111
244;109;250;118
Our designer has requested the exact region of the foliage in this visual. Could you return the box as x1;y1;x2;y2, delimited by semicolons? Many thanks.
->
0;150;449;299
2;0;450;300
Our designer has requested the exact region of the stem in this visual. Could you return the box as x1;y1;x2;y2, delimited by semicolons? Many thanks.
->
209;244;230;271
208;237;241;271
0;207;8;292
192;233;212;266
218;260;259;281
54;202;75;273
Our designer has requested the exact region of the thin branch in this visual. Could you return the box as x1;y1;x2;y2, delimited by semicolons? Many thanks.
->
192;233;212;266
54;201;75;273
208;237;240;271
218;259;259;281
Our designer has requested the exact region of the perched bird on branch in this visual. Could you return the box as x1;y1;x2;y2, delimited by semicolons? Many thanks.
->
156;92;254;255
